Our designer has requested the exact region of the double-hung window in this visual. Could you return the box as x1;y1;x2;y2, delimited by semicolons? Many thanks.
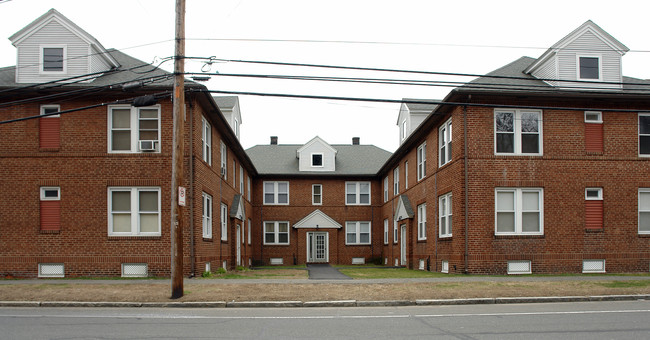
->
639;189;650;234
220;142;227;178
346;182;370;205
109;187;160;236
393;221;398;244
312;184;322;205
346;221;371;245
41;45;65;73
393;167;399;195
578;55;601;80
239;166;244;193
495;188;543;235
264;221;289;245
383;177;388;202
220;203;228;241
495;109;542;155
439;119;452;166
202;193;212;238
417;142;426;180
639;114;650;156
417;203;427;240
264;181;289;205
383;219;389;244
109;106;160;152
201;117;211;165
404;161;409;189
439;193;452;237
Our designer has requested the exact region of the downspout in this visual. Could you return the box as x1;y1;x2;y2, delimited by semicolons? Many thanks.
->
434;171;438;272
189;99;195;277
463;101;470;274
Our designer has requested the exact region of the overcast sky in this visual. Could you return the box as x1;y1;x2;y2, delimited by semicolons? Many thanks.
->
1;0;648;152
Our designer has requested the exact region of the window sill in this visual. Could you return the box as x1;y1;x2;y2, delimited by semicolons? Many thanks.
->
39;148;60;152
263;243;291;246
494;234;544;239
203;237;213;242
40;229;60;234
438;235;452;240
417;238;427;243
638;233;650;238
345;244;372;246
586;152;604;156
108;236;161;240
585;228;604;233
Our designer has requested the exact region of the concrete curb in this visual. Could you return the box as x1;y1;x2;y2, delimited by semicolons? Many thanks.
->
1;294;648;308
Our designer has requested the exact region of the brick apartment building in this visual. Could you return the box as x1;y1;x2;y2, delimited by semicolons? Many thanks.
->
0;11;648;278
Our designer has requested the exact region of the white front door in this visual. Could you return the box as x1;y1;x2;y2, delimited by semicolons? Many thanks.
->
236;224;241;266
307;232;328;263
400;224;407;266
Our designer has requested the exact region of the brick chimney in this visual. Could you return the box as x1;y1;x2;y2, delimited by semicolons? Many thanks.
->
352;137;360;145
270;136;278;145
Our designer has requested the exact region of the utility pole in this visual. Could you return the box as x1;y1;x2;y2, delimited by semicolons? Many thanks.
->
170;0;186;299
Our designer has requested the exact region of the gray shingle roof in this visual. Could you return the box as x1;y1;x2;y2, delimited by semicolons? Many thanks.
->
402;98;438;113
246;144;392;176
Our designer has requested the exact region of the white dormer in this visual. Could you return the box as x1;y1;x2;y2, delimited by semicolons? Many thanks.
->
213;96;242;140
9;9;119;84
397;99;437;145
297;136;337;172
524;20;629;90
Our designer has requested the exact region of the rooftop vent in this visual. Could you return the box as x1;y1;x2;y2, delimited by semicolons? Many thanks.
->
270;136;278;145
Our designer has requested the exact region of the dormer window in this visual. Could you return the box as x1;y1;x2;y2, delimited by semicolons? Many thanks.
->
312;153;323;167
578;56;600;80
41;46;65;73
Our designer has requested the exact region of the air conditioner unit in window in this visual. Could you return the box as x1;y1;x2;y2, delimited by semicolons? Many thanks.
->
139;140;157;151
220;167;226;176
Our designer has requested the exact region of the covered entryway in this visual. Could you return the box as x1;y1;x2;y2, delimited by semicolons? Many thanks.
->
400;224;407;266
307;232;328;263
294;209;342;264
394;195;414;267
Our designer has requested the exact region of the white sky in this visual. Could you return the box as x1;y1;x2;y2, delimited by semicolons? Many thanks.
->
1;0;648;152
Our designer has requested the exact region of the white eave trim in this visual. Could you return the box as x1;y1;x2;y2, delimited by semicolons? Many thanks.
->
293;209;342;229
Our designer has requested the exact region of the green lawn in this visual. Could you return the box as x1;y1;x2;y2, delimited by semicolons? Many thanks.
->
338;267;460;279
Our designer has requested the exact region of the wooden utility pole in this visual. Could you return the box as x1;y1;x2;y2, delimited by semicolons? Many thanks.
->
170;0;186;299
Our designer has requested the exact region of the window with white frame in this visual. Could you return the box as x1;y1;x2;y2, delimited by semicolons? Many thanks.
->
640;114;650;156
220;203;228;241
346;182;370;205
41;104;60;118
639;189;650;234
239;166;244;193
201;117;211;165
585;111;602;123
312;153;323;167
401;120;407;142
404;161;409;189
585;188;603;200
109;187;160;236
220;142;227;178
247;177;251;201
264;221;289;245
384;219;388;244
346;221;371;245
202;192;212;238
383;177;388;202
393;167;399;195
109;106;160;153
439;192;452;237
264;181;289;205
247;219;252;244
495;188;543;235
495;109;542;155
417;203;427;240
439;118;452;166
312;184;322;205
393;221;398;244
417;142;426;180
41;187;60;200
41;45;65;73
578;55;601;80
233;161;236;187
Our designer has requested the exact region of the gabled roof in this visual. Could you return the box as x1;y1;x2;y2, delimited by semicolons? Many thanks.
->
229;194;245;220
297;136;337;155
10;8;119;69
293;209;342;229
524;20;629;75
394;195;414;221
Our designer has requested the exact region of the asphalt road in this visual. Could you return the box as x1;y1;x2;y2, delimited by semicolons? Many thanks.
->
1;300;649;339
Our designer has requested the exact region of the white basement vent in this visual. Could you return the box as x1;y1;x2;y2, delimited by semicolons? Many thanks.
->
121;263;148;277
441;260;449;273
270;258;284;265
394;258;399;267
38;263;64;278
419;259;425;270
583;259;606;273
507;260;532;274
205;262;211;273
352;257;365;265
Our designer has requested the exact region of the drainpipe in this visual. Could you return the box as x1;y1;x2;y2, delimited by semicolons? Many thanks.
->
189;99;195;277
434;171;438;272
463;102;469;274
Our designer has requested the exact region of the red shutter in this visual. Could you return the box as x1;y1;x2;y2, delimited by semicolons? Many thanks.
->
40;201;61;231
39;117;60;149
585;200;603;229
585;123;603;153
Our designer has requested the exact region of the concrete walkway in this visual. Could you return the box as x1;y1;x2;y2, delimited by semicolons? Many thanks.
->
306;264;352;280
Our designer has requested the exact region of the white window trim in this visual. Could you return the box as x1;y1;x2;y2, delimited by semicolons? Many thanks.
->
263;181;290;205
312;184;323;205
495;188;544;236
584;111;603;124
417;142;426;181
108;187;161;236
311;153;324;167
393;167;399;196
40;104;60;118
39;44;67;74
439;118;452;167
345;181;371;205
417;203;427;240
383;219;389;245
220;142;227;179
401;120;407;142
40;187;60;201
345;221;371;245
263;221;290;245
383;177;388;202
393;221;398;244
233;161;236;187
201;117;212;165
202;192;212;239
247;177;251;201
221;203;228;241
585;188;603;200
494;109;543;156
639;188;650;235
640;114;650;157
439;192;453;238
247;219;252;245
239;166;244;193
576;54;602;81
108;105;161;153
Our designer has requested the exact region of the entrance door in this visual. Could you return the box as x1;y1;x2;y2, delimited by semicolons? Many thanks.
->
236;224;241;266
400;224;407;266
307;232;328;263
